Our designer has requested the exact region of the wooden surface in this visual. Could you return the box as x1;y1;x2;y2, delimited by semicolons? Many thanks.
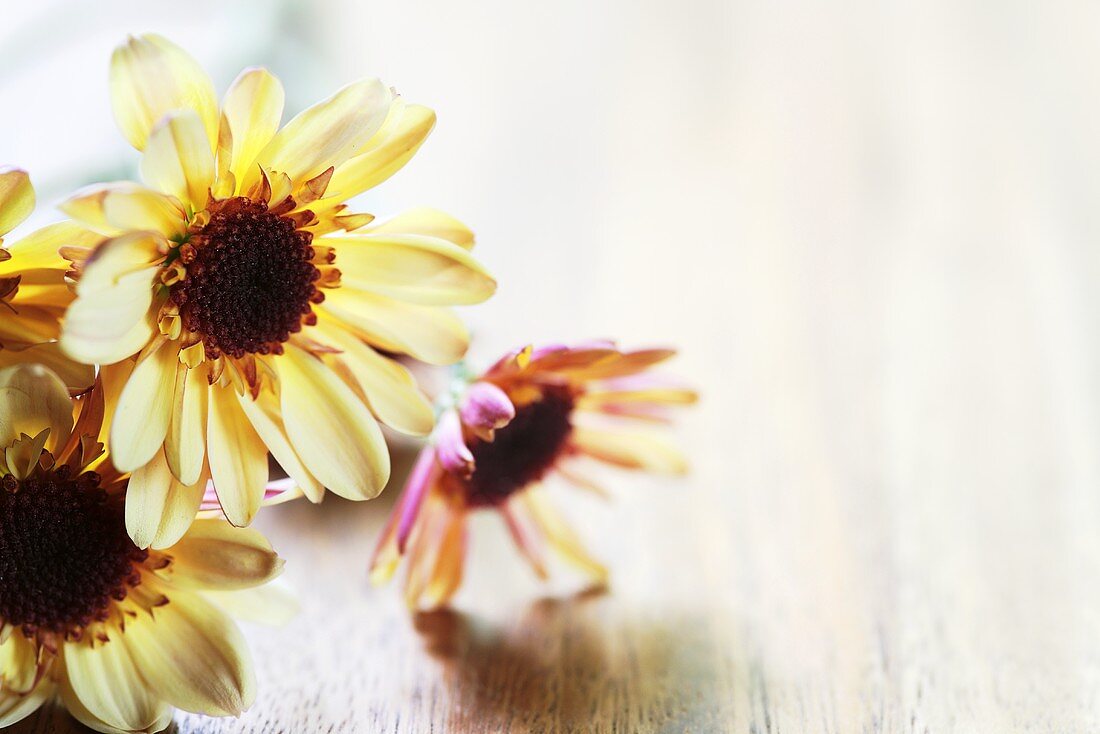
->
9;0;1100;731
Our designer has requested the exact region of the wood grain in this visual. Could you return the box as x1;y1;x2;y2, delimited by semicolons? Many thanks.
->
9;0;1100;730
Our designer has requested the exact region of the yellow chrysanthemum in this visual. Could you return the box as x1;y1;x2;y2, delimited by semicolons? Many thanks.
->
0;169;97;392
56;34;496;542
0;363;294;733
371;342;697;609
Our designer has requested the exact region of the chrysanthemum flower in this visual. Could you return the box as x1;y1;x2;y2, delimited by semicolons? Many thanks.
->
0;169;98;392
370;342;697;609
56;34;496;540
0;363;293;733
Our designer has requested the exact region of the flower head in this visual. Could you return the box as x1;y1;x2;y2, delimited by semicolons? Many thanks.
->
0;169;98;392
370;342;697;609
57;35;496;540
0;363;293;733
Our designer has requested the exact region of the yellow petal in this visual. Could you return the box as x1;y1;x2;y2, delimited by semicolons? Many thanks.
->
123;588;255;717
165;364;207;486
167;518;283;590
0;168;34;237
278;344;389;500
3;343;95;393
521;488;607;583
319;288;469;365
571;426;688;474
60;182;185;237
246;78;392;190
140;110;215;211
57;664;168;734
1;220;103;272
109;342;176;472
327;103;435;200
60;232;161;365
312;320;434;436
578;386;699;408
207;384;267;526
126;448;205;550
329;233;495;305
0;363;72;454
110;33;218;151
63;637;170;733
96;360;133;445
222;68;285;186
365;207;475;250
235;389;324;502
422;510;466;608
0;678;54;728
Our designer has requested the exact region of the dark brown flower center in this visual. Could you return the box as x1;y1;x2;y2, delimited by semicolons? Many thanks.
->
461;386;576;506
0;467;146;633
172;197;321;359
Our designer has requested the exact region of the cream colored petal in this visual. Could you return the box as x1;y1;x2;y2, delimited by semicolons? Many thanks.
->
125;448;205;550
278;344;389;500
0;168;34;237
570;426;688;474
110;33;218;151
57;664;153;734
60;183;185;238
327;103;435;200
0;363;72;453
0;632;39;693
235;390;324;502
63;639;170;733
0;678;54;728
60;232;162;365
365;207;475;250
202;581;299;625
222;67;285;185
328;233;495;305
123;589;255;717
167;518;283;590
320;288;469;365
207;385;267;527
140;110;215;211
109;342;176;473
312;320;434;436
165;364;207;486
247;78;392;189
61;290;157;366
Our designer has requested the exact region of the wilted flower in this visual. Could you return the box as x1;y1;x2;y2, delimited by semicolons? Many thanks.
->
370;342;697;609
0;364;294;733
55;34;495;542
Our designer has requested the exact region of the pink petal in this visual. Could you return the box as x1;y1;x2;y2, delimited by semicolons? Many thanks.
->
396;447;440;553
459;381;515;431
434;409;474;476
200;477;298;512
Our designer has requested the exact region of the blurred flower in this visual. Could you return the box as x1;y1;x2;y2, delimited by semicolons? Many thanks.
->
56;34;496;541
0;169;98;392
370;342;697;609
0;363;295;733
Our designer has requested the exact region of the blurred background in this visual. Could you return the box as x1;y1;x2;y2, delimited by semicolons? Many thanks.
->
6;0;1100;730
